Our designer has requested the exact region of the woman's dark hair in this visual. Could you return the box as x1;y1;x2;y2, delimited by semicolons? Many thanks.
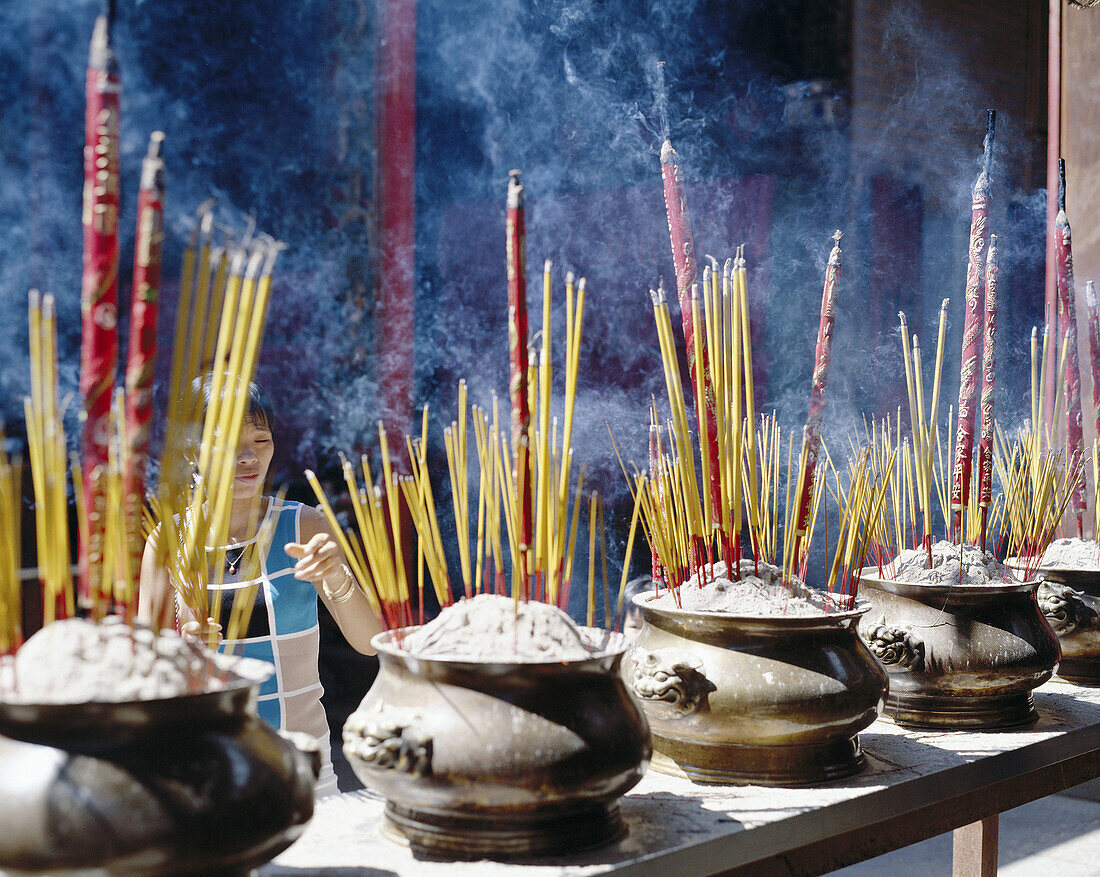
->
618;574;654;625
191;372;275;440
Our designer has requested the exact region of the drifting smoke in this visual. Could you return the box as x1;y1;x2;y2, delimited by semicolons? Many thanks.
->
5;0;1048;617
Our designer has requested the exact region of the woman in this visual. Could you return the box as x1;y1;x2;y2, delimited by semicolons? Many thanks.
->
138;378;382;796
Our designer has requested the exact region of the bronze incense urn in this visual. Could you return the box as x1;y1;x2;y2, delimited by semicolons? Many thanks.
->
343;627;650;860
1031;566;1100;684
621;594;888;785
858;573;1060;729
0;664;319;876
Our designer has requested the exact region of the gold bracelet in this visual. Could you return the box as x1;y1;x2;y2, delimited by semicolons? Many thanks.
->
324;566;356;604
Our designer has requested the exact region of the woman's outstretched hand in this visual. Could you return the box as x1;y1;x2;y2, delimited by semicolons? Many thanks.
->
286;533;345;585
181;617;223;649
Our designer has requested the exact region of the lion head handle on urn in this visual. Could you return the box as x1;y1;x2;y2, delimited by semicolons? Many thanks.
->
863;620;925;671
629;647;714;718
344;705;433;777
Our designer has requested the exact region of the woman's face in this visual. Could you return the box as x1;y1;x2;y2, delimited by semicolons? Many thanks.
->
234;417;274;500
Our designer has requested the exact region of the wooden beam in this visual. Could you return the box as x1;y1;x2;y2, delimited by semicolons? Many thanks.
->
952;816;998;877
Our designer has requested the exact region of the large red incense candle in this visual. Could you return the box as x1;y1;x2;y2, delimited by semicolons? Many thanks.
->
951;111;995;542
792;231;843;562
506;170;533;588
123;132;165;596
1055;158;1087;532
1086;281;1100;440
977;235;998;549
79;5;121;606
660;140;722;530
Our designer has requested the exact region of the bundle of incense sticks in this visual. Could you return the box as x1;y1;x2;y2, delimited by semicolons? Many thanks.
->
824;448;895;609
860;413;1007;571
79;389;139;622
645;247;756;584
1055;158;1087;537
632;411;886;610
644;233;845;593
659;137;723;555
25;292;74;626
850;415;903;571
15;292;148;640
950;110;996;544
307;173;622;631
898;300;950;560
0;427;21;655
787;231;843;582
995;433;1080;578
150;209;284;641
308;333;611;630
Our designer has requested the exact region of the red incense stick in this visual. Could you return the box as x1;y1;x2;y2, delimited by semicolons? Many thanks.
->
506;170;532;597
791;231;843;571
79;3;121;607
660;140;722;532
1085;281;1100;442
951;111;995;543
977;234;998;550
1055;158;1087;535
123;132;165;603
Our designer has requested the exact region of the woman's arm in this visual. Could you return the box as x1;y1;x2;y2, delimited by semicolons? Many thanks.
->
288;506;382;655
137;528;176;631
137;528;221;646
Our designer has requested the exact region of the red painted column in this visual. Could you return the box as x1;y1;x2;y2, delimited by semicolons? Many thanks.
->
1045;0;1061;429
375;0;416;471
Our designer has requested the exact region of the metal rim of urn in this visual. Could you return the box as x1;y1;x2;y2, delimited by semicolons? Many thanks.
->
1027;564;1100;684
625;594;888;786
343;626;651;861
0;662;268;746
858;572;1060;730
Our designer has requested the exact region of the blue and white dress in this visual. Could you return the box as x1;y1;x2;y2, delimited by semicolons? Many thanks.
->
203;498;338;797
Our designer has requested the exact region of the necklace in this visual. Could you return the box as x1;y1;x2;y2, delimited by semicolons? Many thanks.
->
225;544;247;575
